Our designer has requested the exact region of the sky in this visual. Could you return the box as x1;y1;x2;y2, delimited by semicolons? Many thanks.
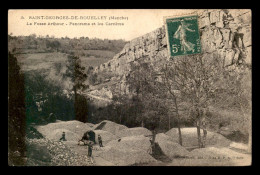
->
8;9;198;41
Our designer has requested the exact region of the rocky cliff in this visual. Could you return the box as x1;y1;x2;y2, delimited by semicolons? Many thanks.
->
93;9;251;95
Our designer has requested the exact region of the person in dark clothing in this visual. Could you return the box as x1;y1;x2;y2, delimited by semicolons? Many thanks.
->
98;135;103;147
59;132;67;141
87;141;94;164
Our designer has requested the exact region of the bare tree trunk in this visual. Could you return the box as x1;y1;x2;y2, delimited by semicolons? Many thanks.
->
151;130;156;154
196;119;202;148
168;115;171;130
178;124;183;146
163;63;183;146
201;111;207;148
73;86;78;121
202;128;207;148
174;98;182;146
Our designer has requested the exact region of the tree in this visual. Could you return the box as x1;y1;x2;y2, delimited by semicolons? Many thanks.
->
29;33;37;39
161;63;183;146
65;55;88;122
51;40;61;52
8;52;26;165
165;53;225;148
46;40;61;51
126;59;168;152
127;60;158;127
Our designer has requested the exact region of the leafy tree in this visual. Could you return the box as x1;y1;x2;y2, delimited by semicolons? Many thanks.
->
126;59;168;150
51;40;61;51
127;60;159;127
24;70;75;124
46;40;61;51
65;55;88;122
24;72;43;124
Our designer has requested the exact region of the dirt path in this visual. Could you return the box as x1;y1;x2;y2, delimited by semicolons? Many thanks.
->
137;147;251;166
64;141;115;166
64;140;251;166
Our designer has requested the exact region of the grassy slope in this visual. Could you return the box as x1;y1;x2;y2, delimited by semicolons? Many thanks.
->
15;51;115;92
16;51;113;72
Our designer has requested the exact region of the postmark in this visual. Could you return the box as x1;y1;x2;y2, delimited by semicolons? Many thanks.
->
164;14;201;57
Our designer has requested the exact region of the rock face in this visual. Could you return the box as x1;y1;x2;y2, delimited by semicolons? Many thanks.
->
94;9;251;94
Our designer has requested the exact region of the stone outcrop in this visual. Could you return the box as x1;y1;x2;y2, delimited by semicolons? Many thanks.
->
93;9;251;94
199;9;251;66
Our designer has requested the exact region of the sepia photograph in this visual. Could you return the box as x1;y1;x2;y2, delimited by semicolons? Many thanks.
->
8;9;252;166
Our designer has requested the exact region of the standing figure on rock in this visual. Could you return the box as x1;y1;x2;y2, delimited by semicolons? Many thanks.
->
59;132;67;141
98;134;104;147
87;141;94;164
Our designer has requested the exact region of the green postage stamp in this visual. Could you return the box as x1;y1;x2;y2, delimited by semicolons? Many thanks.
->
164;14;201;57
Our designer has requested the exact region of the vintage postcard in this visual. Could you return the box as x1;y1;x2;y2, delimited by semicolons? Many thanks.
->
8;9;252;166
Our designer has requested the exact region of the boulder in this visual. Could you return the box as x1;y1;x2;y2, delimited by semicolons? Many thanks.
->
155;133;190;159
93;130;119;144
86;123;95;128
117;127;152;138
35;120;92;139
93;120;128;135
97;146;157;166
229;142;249;152
218;127;233;137
106;135;151;152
